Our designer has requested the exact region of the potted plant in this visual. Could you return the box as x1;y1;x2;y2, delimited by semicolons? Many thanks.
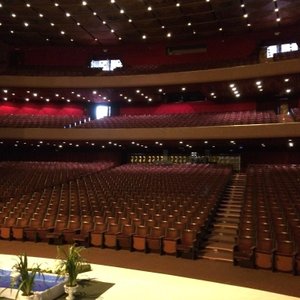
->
12;253;41;300
56;244;86;300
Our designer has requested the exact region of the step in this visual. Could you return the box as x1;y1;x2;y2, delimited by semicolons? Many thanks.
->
199;249;233;262
219;203;242;208
213;227;237;235
218;207;241;213
214;222;238;229
205;241;233;252
216;215;240;222
209;233;236;243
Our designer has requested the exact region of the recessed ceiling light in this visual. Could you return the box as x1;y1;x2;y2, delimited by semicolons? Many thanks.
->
39;13;44;18
26;3;31;7
54;3;59;6
128;19;132;22
24;22;29;27
65;12;71;17
284;78;290;82
276;18;281;22
60;30;65;35
82;1;87;5
120;9;124;14
11;13;16;18
142;34;147;39
147;6;152;11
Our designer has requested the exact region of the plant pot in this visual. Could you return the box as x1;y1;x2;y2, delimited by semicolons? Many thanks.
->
64;284;78;300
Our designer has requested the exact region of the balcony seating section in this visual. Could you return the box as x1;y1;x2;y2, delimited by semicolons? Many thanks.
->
0;162;232;260
1;55;259;76
291;108;300;122
77;110;278;129
234;164;300;274
0;114;88;128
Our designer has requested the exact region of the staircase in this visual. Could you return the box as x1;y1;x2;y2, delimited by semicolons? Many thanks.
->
199;173;247;262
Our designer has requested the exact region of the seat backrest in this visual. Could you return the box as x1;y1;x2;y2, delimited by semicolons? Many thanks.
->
81;221;94;233
135;225;147;236
67;220;80;230
181;229;196;245
29;218;42;228
16;217;29;227
257;237;273;252
93;222;106;232
150;226;164;238
276;240;294;254
55;219;68;230
122;224;134;235
107;223;119;233
166;228;179;239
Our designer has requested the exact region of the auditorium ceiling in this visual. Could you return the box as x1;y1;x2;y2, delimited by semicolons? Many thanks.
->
0;0;300;46
0;0;300;105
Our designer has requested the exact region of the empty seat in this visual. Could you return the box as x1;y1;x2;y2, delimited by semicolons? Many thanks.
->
255;237;275;270
116;224;135;250
132;225;148;252
163;228;180;255
90;222;107;247
233;235;256;268
176;229;197;260
73;221;94;247
11;217;30;241
274;240;297;273
104;223;121;248
146;226;165;255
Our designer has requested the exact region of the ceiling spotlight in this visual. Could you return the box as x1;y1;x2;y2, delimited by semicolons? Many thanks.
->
24;22;29;27
147;6;152;11
82;1;87;5
65;12;71;17
142;34;147;39
11;13;16;18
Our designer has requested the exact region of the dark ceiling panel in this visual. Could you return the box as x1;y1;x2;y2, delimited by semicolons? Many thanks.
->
0;0;300;105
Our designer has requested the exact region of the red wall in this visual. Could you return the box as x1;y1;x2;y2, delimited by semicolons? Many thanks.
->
0;103;85;116
120;101;257;116
19;36;257;67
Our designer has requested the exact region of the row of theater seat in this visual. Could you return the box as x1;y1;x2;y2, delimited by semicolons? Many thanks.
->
233;164;300;275
0;161;116;199
0;114;89;128
77;110;279;129
0;163;232;259
291;108;300;122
